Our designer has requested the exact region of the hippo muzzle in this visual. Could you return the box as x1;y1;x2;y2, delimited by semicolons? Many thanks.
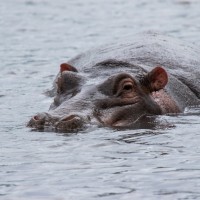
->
28;112;88;132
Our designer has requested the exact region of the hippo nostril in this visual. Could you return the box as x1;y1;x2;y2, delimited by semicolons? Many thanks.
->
27;112;50;129
60;115;81;122
33;113;46;122
55;114;86;132
33;115;40;121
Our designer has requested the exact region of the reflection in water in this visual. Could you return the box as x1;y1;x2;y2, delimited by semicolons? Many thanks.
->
117;130;166;144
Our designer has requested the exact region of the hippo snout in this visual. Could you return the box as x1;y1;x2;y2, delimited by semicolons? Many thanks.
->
27;113;88;132
28;112;50;129
55;115;86;132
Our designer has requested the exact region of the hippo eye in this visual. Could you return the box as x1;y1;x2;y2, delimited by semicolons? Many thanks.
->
122;82;134;92
123;82;133;92
113;76;136;97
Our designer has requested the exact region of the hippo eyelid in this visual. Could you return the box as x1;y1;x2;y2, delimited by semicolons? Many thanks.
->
115;77;137;96
122;82;134;91
113;74;135;94
120;79;135;89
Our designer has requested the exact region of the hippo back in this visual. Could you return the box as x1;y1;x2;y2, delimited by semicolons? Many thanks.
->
68;32;200;101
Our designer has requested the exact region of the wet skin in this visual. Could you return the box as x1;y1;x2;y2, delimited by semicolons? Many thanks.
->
28;33;200;132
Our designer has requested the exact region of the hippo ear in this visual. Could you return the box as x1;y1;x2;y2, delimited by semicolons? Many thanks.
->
60;63;78;73
148;66;168;92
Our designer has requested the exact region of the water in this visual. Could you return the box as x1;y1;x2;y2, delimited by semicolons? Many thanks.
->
1;0;200;199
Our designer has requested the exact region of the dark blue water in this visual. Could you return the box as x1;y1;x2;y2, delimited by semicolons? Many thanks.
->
1;0;200;199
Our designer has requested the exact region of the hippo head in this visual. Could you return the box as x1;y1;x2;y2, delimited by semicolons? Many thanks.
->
28;62;168;132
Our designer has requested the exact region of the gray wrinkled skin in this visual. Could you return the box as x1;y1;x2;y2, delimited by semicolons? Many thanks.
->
28;33;200;132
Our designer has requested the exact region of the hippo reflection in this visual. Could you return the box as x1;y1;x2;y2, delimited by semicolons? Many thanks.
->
28;33;200;132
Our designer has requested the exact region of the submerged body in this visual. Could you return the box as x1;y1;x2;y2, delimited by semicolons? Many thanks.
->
28;33;200;132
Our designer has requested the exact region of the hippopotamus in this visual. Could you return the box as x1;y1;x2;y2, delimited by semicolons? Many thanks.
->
28;32;200;132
